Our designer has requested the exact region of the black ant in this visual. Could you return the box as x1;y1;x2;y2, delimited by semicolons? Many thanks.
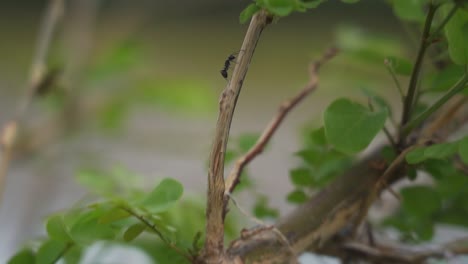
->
220;53;236;80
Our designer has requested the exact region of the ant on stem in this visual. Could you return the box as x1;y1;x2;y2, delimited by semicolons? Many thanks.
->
220;51;243;80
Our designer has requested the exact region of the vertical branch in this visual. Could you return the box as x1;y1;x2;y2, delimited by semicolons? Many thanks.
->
400;4;437;132
0;0;64;201
203;10;272;262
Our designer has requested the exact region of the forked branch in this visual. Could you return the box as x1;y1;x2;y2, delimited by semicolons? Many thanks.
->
224;47;339;196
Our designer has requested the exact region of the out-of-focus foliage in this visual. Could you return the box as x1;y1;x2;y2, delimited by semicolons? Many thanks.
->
287;127;353;204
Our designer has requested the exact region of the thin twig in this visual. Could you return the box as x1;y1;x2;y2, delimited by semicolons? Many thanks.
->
0;0;64;202
119;206;193;261
226;193;293;256
224;47;339;196
203;10;272;261
400;4;438;130
384;58;404;102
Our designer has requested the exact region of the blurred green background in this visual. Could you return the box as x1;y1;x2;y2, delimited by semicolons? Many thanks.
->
0;0;413;261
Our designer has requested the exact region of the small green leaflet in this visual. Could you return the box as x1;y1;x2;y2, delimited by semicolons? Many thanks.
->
444;7;468;65
139;178;184;213
324;98;388;154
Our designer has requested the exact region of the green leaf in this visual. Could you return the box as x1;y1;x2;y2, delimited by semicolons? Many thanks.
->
362;88;394;118
309;127;327;146
253;196;279;219
69;210;117;245
238;133;260;153
286;189;308;204
385;56;413;75
36;240;68;264
429;65;465;92
240;3;261;23
401;186;441;217
123;223;146;242
7;249;35;264
98;207;131;224
263;0;295;16
444;7;468;65
391;0;427;22
324;98;388;154
459;136;468;164
406;142;458;164
299;0;325;8
424;142;458;159
46;214;71;242
289;168;313;186
407;166;418;180
341;0;360;2
76;169;116;196
140;178;184;213
98;100;128;131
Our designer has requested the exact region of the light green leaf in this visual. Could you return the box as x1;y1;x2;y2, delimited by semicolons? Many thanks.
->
69;212;117;245
240;3;261;23
424;142;458;159
123;223;146;242
253;195;279;219
406;142;458;164
401;186;441;217
76;169;116;196
341;0;360;3
459;136;468;164
140;178;184;213
36;240;68;264
7;249;35;264
444;7;468;65
263;0;295;16
46;214;71;242
324;98;388;154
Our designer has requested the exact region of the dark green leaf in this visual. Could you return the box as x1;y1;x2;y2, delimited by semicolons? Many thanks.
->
263;0;295;16
295;149;321;165
253;196;279;219
405;147;426;164
240;3;261;23
286;189;308;204
381;146;397;163
46;214;71;242
385;56;413;75
429;65;465;92
444;7;468;65
324;98;388;154
36;240;68;264
299;0;325;8
63;246;81;264
407;166;418;180
401;186;441;217
289;168;313;186
238;133;260;153
309;127;327;146
123;223;146;242
140;178;184;213
7;249;35;264
459;136;468;164
391;0;427;22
